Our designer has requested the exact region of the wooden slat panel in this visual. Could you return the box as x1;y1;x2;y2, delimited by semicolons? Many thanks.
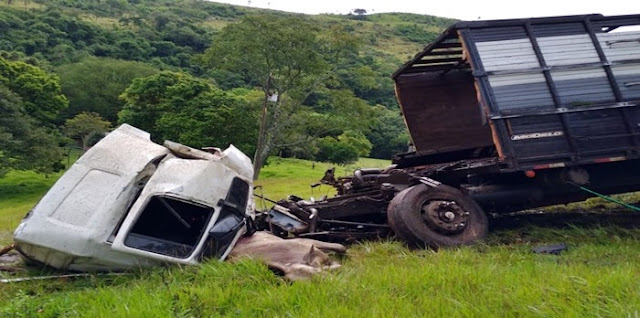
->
612;64;640;100
415;57;463;65
537;34;601;66
435;42;463;48
395;72;493;153
598;31;640;62
476;38;540;71
551;69;615;105
425;50;463;56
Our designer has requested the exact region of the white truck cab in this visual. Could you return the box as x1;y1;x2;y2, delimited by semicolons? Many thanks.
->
13;124;254;271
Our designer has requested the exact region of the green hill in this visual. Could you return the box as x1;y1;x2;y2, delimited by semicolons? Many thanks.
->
0;0;454;64
0;0;454;98
0;0;455;173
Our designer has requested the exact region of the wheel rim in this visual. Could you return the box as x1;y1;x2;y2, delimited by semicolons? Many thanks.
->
420;200;470;235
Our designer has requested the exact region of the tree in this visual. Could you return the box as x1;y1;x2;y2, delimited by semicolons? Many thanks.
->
315;137;359;165
0;56;67;126
0;85;64;177
118;71;259;154
64;112;111;151
351;8;367;15
312;130;371;165
200;15;358;179
0;56;66;176
366;109;410;159
338;130;372;157
56;57;157;123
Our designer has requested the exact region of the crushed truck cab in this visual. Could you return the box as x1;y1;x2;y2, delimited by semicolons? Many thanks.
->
13;124;254;272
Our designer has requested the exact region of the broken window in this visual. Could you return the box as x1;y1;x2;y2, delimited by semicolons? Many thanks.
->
124;196;214;258
201;178;250;259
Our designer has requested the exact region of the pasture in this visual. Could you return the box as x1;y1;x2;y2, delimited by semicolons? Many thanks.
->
1;157;640;317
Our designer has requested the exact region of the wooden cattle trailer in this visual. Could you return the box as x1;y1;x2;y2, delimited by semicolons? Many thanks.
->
392;14;640;212
395;14;640;171
264;14;640;248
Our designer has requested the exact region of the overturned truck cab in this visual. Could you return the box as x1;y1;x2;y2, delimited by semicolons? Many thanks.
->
13;124;254;272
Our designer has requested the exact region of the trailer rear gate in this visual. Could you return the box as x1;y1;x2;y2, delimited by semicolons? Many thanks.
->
394;14;640;171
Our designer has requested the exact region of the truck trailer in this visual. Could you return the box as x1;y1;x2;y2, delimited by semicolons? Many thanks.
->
263;13;640;248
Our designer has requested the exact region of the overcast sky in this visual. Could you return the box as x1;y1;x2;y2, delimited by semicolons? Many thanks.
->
209;0;639;21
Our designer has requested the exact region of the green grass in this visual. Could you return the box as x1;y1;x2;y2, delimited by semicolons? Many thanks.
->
0;149;81;245
2;156;640;317
254;157;390;209
0;170;60;245
2;231;640;317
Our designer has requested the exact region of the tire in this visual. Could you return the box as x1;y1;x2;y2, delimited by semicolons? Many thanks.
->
387;183;488;248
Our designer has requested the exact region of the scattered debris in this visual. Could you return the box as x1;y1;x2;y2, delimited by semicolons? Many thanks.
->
0;273;128;284
0;266;22;273
229;231;345;281
0;243;14;256
532;243;568;255
0;244;21;272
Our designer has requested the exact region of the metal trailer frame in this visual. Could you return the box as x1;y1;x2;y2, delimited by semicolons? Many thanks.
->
393;14;640;171
261;14;640;247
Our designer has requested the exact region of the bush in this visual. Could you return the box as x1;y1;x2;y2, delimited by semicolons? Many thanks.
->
315;137;359;165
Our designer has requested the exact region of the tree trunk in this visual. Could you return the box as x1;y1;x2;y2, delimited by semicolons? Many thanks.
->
253;143;271;180
252;97;284;180
82;135;90;153
252;80;272;180
252;101;268;179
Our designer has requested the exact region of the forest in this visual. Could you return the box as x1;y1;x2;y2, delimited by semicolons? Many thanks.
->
0;0;456;178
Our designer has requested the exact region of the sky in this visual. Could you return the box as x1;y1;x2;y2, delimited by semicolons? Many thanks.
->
209;0;639;21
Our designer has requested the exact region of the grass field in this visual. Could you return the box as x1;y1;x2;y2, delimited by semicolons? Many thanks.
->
2;156;640;317
253;157;391;210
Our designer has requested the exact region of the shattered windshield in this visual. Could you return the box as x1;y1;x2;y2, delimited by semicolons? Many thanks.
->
124;196;214;258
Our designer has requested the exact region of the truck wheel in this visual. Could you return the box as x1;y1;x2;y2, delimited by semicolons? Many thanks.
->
387;184;488;248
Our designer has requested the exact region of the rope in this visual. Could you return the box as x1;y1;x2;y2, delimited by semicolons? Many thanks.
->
571;183;640;212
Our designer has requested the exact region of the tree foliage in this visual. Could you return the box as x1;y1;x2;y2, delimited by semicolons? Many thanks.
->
64;112;111;151
0;85;63;176
201;15;363;179
338;130;372;157
118;71;259;154
367;109;410;159
0;56;67;125
315;137;359;165
0;0;454;176
56;57;157;123
0;55;67;176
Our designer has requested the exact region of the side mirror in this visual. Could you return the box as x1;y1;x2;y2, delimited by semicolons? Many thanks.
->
200;214;245;260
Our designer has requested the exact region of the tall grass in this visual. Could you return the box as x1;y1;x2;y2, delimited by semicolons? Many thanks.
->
253;157;390;209
2;156;640;317
0;171;60;244
2;232;640;317
0;149;81;245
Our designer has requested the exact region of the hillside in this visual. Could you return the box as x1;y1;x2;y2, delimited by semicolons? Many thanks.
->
0;0;454;98
1;0;453;62
0;0;456;171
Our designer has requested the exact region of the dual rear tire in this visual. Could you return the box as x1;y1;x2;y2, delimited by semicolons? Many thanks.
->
387;184;488;248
